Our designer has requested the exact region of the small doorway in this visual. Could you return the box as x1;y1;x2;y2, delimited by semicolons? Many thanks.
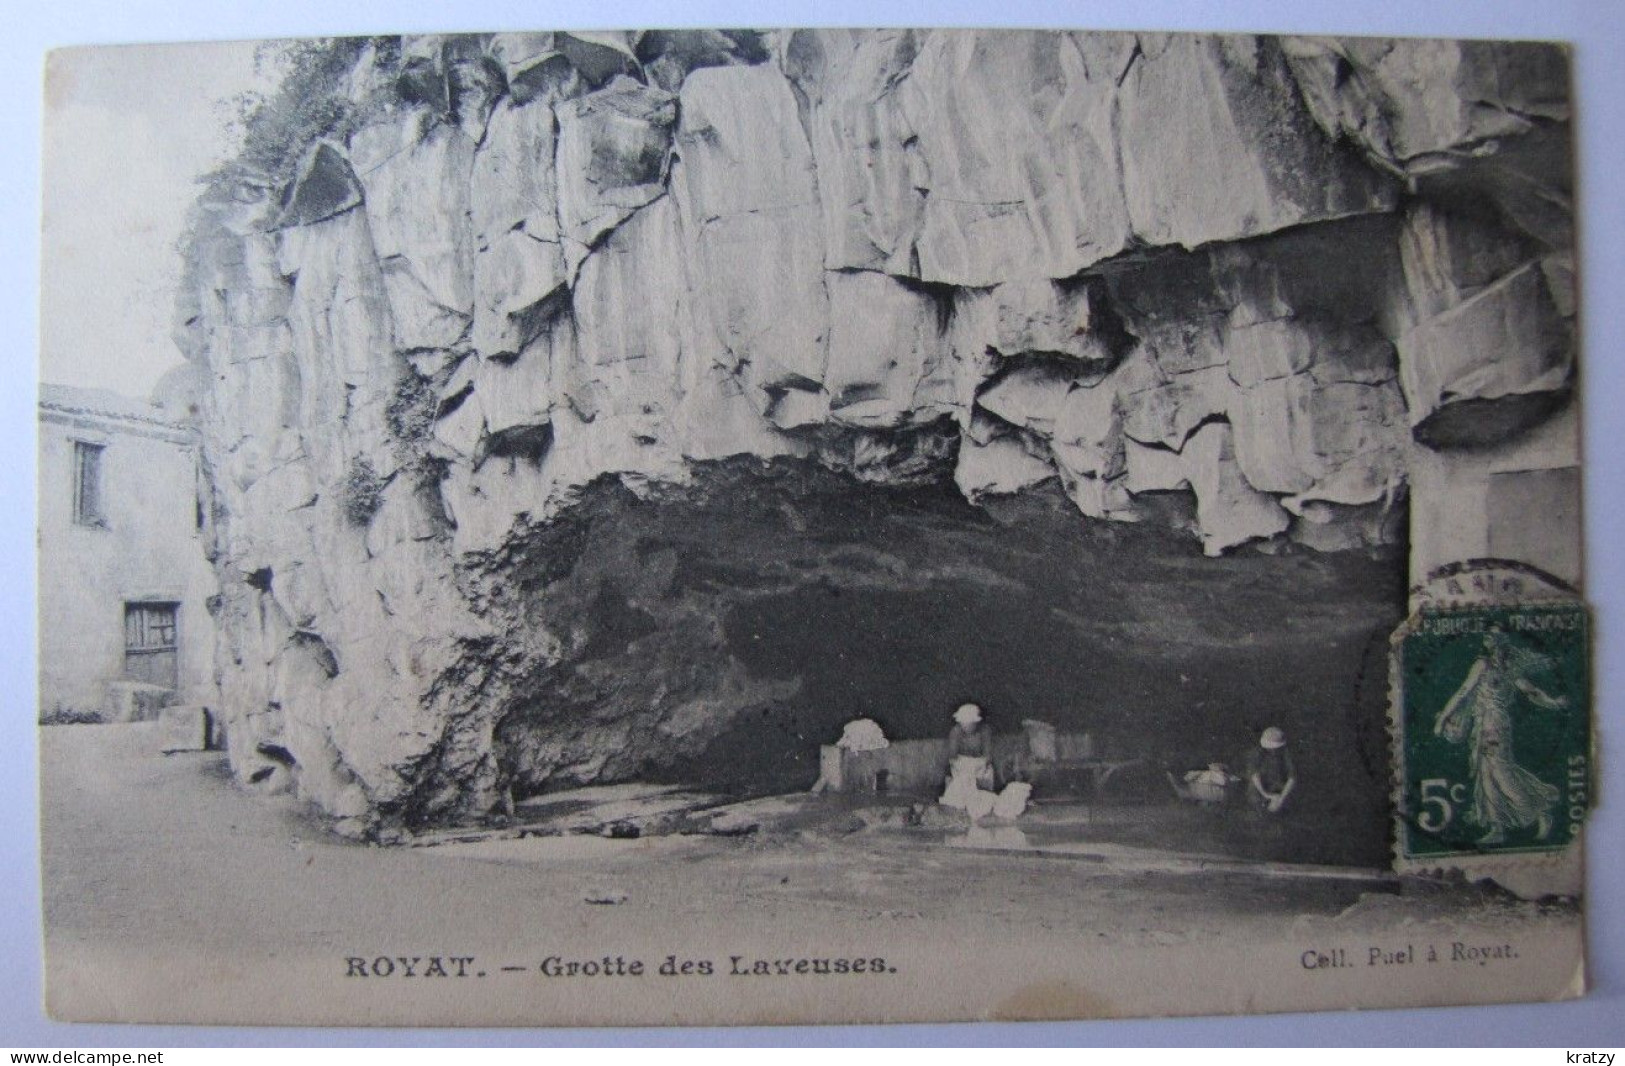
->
124;601;179;689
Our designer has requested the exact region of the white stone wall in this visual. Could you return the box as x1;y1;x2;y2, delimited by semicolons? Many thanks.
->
37;389;217;719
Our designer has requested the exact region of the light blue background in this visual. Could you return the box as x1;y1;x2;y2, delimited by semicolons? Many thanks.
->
5;0;1622;1047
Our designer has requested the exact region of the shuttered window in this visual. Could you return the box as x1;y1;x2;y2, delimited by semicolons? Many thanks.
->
124;603;178;652
124;602;180;689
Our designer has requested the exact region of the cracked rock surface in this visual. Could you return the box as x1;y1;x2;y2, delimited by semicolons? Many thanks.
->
176;29;1574;833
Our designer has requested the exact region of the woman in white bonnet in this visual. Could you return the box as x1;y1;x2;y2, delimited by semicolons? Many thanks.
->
940;702;995;811
1246;726;1296;814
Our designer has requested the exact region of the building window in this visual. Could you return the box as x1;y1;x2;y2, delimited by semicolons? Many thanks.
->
124;602;179;689
72;441;106;527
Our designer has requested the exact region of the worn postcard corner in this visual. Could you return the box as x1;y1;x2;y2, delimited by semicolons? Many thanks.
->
38;27;1588;1027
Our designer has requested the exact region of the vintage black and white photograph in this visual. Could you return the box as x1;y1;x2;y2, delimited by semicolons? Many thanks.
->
34;18;1597;1029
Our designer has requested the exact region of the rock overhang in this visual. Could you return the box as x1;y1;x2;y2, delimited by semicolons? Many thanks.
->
177;28;1575;836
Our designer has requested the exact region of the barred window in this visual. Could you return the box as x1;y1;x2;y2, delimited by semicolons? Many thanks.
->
72;441;106;526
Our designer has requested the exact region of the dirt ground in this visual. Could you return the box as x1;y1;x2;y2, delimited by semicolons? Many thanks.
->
39;723;1580;1027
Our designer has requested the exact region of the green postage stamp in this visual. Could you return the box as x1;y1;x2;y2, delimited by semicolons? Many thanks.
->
1395;602;1591;864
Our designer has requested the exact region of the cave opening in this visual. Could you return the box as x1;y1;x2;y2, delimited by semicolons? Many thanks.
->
487;458;1405;866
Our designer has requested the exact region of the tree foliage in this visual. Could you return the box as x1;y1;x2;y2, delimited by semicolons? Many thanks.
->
218;36;400;186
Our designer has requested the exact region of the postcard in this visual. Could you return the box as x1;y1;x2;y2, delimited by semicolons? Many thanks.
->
38;27;1588;1026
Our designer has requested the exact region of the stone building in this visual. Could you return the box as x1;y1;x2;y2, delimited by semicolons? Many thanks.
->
37;380;217;721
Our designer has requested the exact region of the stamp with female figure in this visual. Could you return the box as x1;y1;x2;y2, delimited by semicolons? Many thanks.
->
1396;602;1590;864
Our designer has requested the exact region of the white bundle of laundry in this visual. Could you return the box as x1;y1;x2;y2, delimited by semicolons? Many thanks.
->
940;757;1031;820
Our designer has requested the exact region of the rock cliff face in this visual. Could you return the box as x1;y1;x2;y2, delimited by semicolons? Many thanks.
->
175;29;1574;835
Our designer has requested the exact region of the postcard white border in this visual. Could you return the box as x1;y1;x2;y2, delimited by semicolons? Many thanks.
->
6;0;1624;1048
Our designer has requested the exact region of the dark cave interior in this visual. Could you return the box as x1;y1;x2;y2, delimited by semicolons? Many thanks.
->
486;460;1405;865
